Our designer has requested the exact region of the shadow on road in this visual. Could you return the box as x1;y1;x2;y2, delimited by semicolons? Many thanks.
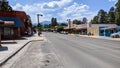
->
1;41;17;44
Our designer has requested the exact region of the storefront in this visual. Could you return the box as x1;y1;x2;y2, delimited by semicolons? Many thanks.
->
87;24;117;36
100;26;120;37
0;16;24;40
0;20;4;46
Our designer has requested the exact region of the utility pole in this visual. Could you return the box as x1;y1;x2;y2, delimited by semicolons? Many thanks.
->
37;14;43;36
37;14;43;24
67;19;71;33
67;19;71;29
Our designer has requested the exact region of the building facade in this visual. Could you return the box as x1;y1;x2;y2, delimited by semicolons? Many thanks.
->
87;24;117;36
0;11;29;36
0;16;24;39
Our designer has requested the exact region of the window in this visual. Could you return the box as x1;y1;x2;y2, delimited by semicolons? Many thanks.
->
4;27;13;36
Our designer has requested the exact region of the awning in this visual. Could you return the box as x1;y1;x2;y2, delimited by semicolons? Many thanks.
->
0;16;24;27
100;26;120;30
4;21;14;26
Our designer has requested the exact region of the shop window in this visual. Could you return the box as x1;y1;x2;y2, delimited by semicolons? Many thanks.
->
100;30;104;34
4;27;13;36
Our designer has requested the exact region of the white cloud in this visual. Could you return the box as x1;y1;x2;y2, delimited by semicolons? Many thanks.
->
56;0;72;7
12;0;97;23
12;3;43;13
58;3;96;22
43;0;72;10
12;3;52;23
12;0;73;23
109;0;116;2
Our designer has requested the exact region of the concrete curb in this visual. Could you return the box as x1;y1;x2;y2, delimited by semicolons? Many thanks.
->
0;37;44;67
68;34;120;41
0;41;31;66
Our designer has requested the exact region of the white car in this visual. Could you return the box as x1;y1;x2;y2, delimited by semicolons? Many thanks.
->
60;31;68;34
110;31;120;38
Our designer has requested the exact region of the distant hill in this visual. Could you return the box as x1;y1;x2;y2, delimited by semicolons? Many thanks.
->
41;21;51;25
32;23;38;26
32;21;51;26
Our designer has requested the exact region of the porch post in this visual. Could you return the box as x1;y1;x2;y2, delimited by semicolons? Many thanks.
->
0;28;1;46
104;29;106;36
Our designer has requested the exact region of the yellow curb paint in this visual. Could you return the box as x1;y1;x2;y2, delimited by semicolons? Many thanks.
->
31;40;44;42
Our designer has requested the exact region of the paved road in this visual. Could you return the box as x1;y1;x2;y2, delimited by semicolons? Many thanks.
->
8;32;120;68
9;40;62;68
43;32;120;68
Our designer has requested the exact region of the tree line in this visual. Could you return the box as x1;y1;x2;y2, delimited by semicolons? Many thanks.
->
90;0;120;25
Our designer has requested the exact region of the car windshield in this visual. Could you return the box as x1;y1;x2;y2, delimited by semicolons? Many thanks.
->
117;32;120;33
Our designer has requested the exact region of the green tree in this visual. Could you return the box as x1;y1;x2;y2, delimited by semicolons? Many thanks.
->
25;15;32;27
82;17;87;24
108;7;115;24
0;0;12;11
73;19;81;25
44;24;51;28
37;23;42;33
98;9;107;24
115;0;120;25
59;23;67;26
91;16;98;24
51;17;58;28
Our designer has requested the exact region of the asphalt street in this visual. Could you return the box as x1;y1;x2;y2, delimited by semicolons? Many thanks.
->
9;40;62;68
43;32;120;68
7;32;120;68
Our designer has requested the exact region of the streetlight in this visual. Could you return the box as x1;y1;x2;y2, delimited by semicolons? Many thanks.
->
67;19;71;33
37;14;43;36
37;14;43;24
67;19;71;29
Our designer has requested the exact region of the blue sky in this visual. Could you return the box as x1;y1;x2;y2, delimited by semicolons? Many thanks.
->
9;0;117;24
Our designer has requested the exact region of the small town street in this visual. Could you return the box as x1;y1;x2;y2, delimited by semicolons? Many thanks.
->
1;0;120;68
2;32;120;68
43;32;120;68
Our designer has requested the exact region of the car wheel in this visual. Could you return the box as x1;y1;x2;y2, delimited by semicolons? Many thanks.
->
116;35;119;38
112;36;115;38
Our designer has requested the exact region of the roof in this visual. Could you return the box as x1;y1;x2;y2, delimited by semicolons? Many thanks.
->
0;11;28;23
88;24;117;28
0;16;24;27
100;26;120;30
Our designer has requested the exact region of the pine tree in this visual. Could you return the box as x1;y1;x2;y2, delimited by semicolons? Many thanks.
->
0;0;12;11
115;0;120;25
98;9;107;24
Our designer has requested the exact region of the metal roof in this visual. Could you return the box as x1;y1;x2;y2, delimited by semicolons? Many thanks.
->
100;26;120;30
0;16;24;27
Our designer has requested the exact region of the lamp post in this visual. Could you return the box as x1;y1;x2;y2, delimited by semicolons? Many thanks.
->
37;14;43;36
37;14;43;24
67;19;71;33
67;19;71;29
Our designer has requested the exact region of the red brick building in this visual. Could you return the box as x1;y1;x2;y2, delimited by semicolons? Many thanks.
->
0;11;28;36
0;16;24;39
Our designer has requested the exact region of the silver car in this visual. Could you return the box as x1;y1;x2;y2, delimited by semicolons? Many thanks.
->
110;31;120;38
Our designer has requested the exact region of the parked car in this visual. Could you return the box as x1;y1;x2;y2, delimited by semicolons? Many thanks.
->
60;31;68;34
110;31;120;38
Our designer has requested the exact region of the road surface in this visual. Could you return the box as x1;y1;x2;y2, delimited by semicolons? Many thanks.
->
43;32;120;68
7;32;120;68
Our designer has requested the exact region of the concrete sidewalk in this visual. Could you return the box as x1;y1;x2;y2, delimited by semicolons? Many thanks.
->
68;34;120;41
0;33;44;66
